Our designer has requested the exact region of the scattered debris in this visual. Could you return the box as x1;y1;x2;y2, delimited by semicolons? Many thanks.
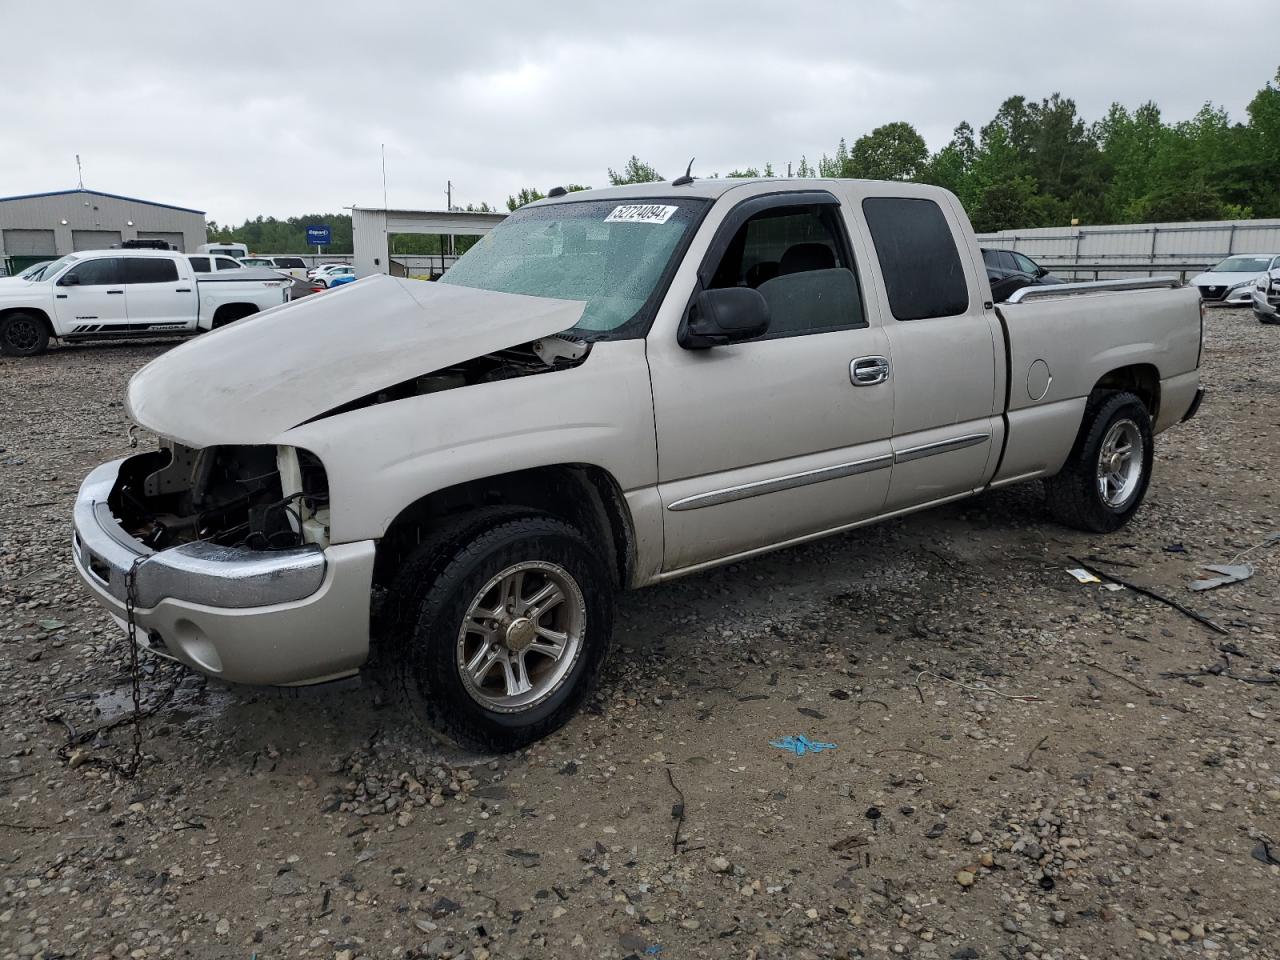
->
1066;568;1102;584
916;670;1044;702
1067;555;1229;635
769;735;837;755
1189;563;1254;591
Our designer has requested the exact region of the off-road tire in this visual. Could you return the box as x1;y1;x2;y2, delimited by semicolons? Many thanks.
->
0;312;50;357
1045;390;1154;533
384;511;613;753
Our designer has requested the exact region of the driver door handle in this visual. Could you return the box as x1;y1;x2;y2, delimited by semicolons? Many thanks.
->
850;355;890;386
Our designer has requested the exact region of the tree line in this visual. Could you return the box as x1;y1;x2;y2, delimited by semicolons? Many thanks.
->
210;66;1280;248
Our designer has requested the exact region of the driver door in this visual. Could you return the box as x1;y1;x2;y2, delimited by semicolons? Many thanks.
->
54;256;127;330
647;190;895;573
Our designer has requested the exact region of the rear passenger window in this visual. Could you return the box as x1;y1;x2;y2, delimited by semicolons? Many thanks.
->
277;257;306;269
215;257;242;270
188;256;211;273
125;258;179;283
862;197;968;321
706;204;865;338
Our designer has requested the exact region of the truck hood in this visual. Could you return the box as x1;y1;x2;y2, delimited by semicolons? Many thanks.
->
126;274;586;447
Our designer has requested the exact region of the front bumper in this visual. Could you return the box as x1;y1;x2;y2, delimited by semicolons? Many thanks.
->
72;458;376;685
1252;289;1279;319
1199;285;1254;305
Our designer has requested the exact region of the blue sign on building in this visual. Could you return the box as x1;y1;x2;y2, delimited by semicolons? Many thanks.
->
306;224;332;246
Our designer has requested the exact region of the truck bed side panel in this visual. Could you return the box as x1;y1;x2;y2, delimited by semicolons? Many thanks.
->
993;286;1201;483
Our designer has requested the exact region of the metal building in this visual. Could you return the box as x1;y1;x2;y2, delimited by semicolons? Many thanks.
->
0;188;207;274
351;206;505;278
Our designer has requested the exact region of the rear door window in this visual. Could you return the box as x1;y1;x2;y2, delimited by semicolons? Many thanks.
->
188;256;211;273
862;197;968;321
215;257;242;270
124;258;179;284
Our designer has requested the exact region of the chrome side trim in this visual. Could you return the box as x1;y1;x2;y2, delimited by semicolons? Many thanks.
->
666;453;893;512
1005;276;1181;303
894;433;990;464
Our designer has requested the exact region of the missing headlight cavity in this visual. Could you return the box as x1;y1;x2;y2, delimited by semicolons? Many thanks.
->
309;333;590;423
110;442;330;551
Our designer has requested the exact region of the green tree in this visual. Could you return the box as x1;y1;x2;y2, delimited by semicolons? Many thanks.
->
794;155;816;178
845;121;929;181
507;187;545;211
608;156;663;185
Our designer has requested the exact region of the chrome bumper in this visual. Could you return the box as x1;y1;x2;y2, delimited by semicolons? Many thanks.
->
71;457;376;685
73;459;326;608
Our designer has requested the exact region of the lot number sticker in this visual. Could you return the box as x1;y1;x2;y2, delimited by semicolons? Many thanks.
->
604;204;678;224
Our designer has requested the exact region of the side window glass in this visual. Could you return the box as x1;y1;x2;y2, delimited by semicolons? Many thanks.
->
1013;253;1038;275
982;249;1000;269
705;204;865;338
64;258;121;286
125;258;180;284
216;257;242;270
189;256;210;273
862;197;968;321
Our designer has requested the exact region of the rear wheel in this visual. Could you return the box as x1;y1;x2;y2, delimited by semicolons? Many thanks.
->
0;312;50;357
385;512;613;752
1045;390;1154;533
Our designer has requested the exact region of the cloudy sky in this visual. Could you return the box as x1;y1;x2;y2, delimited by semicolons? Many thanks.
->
3;1;1276;224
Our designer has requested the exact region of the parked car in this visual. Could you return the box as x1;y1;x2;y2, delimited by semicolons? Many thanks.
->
1252;268;1280;324
0;250;292;356
0;260;54;283
1189;254;1280;305
186;254;246;274
981;248;1064;302
71;178;1203;751
309;264;355;287
241;255;310;283
326;274;358;288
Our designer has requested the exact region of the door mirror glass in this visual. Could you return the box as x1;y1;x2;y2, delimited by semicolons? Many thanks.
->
680;287;770;349
58;272;81;286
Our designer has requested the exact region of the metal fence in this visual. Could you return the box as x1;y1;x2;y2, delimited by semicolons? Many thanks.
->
976;217;1280;277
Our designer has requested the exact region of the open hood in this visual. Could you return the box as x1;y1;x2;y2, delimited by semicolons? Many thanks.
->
126;275;585;447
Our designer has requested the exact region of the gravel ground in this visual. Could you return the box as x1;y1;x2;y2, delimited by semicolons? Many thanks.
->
2;310;1278;960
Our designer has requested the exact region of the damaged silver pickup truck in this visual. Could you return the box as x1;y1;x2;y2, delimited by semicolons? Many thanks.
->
73;178;1205;750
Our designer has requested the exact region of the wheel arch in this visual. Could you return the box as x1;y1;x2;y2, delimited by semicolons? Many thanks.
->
210;302;261;328
373;463;636;592
1091;363;1161;421
0;306;54;334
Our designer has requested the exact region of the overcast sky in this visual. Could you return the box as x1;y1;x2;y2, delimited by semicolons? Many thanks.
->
3;1;1276;224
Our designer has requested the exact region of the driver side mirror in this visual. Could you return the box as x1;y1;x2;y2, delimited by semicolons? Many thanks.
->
58;273;81;286
679;287;770;350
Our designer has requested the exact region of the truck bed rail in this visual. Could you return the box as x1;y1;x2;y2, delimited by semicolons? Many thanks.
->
1004;276;1183;304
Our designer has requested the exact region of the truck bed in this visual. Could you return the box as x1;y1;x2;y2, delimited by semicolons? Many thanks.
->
990;278;1202;486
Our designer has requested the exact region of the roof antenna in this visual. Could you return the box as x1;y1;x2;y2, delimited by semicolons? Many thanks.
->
672;158;696;187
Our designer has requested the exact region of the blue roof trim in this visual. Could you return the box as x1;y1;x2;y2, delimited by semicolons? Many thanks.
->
0;188;205;215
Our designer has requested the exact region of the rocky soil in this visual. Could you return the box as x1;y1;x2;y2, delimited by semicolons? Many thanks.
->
2;309;1278;960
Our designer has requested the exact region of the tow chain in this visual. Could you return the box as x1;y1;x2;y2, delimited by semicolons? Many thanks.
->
122;556;147;778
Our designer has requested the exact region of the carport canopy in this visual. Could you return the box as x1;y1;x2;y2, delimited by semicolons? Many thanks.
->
351;206;506;277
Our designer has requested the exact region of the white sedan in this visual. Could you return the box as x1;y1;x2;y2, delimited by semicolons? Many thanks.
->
1189;254;1280;306
307;264;355;287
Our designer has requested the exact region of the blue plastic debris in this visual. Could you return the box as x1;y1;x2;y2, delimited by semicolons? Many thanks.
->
645;946;663;956
770;735;837;755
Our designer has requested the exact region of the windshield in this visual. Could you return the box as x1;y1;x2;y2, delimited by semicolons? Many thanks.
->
1213;256;1272;273
39;254;80;279
440;197;706;336
19;261;52;279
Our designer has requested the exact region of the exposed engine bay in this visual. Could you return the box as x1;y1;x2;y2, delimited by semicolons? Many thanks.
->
110;442;330;552
313;334;590;421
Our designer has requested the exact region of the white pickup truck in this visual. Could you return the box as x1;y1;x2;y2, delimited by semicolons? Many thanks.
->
0;249;292;356
71;178;1204;751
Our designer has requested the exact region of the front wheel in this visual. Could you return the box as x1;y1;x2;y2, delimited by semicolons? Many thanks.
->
0;312;50;357
1045;390;1154;533
386;513;613;752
